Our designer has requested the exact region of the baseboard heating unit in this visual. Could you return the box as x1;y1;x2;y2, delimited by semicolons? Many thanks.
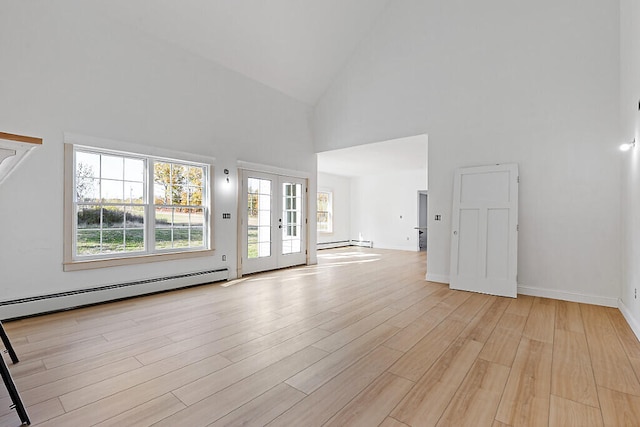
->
317;240;374;250
0;268;229;320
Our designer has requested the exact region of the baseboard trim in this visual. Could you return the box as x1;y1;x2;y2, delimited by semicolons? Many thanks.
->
517;285;618;308
426;273;449;284
618;299;640;342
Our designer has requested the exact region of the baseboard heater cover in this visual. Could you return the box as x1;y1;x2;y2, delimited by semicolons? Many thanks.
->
317;240;374;250
349;239;373;248
0;268;229;320
317;240;351;249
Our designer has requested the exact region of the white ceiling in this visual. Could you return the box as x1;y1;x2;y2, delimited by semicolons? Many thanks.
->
317;135;428;177
91;0;391;105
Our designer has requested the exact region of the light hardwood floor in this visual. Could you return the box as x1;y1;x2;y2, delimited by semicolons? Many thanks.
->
1;248;640;426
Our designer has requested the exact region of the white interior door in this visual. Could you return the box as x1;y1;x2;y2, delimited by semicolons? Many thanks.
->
241;170;307;275
449;164;518;298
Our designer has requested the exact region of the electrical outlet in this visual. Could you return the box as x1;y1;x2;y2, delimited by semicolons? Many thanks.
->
222;255;226;261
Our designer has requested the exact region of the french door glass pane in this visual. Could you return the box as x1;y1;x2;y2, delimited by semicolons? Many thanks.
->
248;177;272;259
282;182;302;255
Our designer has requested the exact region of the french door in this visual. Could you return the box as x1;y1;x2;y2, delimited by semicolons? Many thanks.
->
240;170;307;275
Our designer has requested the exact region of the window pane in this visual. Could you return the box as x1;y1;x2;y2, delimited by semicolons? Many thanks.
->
124;229;144;252
173;228;189;248
102;155;124;180
124;158;144;182
125;181;144;204
77;205;101;229
155;229;172;249
173;209;191;227
102;230;124;253
155;207;173;227
154;183;168;205
259;242;271;257
248;178;260;194
187;166;203;186
102;206;124;228
77;177;99;203
259;194;270;210
248;226;259;244
76;230;101;255
190;227;204;247
248;243;258;259
187;186;203;206
257;226;271;243
259;179;271;195
102;179;124;202
190;208;204;226
76;152;100;178
258;210;270;226
125;206;144;227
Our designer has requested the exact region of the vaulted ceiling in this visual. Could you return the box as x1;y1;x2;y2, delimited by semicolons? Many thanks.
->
91;0;391;105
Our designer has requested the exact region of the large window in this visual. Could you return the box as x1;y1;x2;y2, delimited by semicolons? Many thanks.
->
317;191;333;233
66;144;212;269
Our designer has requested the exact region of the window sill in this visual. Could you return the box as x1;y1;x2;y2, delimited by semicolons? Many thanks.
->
63;249;215;272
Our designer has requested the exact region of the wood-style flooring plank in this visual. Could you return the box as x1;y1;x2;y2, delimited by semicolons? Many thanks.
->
93;393;186;427
548;394;603;427
494;338;553;427
172;328;330;406
268;345;403;427
391;338;484;427
522;297;556;344
208;383;306;427
598;385;640;427
154;346;328;426
287;323;399;394
324;372;414;427
551;329;599;408
581;304;640;396
388;318;467;382
436;359;510;427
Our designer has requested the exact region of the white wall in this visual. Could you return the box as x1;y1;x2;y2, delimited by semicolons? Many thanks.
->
314;0;621;304
620;0;640;335
317;172;351;244
350;169;425;251
0;1;316;314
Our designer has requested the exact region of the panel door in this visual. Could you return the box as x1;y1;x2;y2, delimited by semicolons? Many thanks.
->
449;164;518;297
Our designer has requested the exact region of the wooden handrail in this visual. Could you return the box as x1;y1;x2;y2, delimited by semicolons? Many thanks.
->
0;132;42;145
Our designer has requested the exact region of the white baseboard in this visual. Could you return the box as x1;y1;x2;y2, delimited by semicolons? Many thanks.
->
517;285;618;308
426;273;449;284
618;299;640;342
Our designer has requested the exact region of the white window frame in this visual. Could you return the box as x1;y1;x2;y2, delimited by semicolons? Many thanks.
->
64;141;214;271
317;190;333;234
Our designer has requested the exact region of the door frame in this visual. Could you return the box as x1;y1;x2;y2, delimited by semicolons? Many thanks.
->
236;161;310;277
